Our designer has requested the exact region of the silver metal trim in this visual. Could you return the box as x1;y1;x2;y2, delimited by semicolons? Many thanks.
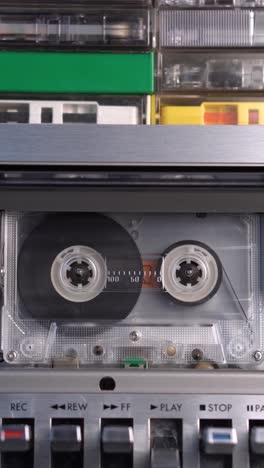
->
0;369;264;393
25;424;31;443
1;125;264;166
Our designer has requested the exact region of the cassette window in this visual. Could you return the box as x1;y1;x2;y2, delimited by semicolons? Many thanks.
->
2;212;262;369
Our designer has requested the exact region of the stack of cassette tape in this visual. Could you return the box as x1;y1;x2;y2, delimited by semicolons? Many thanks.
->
154;0;264;125
0;0;153;124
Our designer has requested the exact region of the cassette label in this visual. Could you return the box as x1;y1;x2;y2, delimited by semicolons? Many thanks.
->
0;99;151;125
0;52;154;94
157;101;264;125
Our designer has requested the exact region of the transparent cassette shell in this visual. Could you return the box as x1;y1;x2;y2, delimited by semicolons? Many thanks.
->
159;9;264;47
2;212;262;369
160;52;264;91
0;9;151;48
153;95;264;125
158;0;264;6
0;96;151;125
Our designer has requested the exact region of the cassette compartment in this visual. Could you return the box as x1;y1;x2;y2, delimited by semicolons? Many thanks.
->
1;212;261;368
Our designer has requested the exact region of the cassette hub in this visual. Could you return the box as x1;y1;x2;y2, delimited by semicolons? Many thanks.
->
161;241;222;305
176;260;202;286
67;262;93;287
50;245;107;303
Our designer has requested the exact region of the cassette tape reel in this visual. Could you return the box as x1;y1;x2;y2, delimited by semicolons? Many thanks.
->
161;240;222;305
1;212;262;368
17;213;142;321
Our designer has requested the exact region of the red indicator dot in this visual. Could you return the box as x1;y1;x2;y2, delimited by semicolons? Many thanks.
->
3;430;24;439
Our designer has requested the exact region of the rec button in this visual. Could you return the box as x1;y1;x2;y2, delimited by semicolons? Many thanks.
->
0;424;32;452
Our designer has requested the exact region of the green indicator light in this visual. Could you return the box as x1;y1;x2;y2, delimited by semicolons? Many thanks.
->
122;357;148;368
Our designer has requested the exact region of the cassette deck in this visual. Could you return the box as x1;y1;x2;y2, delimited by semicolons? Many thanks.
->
0;0;263;467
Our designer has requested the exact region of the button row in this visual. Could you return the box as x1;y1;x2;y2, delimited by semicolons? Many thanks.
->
1;420;264;467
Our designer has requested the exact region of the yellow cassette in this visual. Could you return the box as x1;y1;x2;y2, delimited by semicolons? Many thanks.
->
159;102;264;125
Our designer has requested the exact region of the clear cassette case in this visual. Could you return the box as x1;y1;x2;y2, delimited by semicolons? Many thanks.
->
2;212;263;369
159;9;264;47
0;8;151;48
158;0;264;6
160;52;264;91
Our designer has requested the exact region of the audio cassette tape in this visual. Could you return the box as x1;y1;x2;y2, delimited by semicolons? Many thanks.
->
160;52;264;91
0;7;151;49
1;211;262;368
0;96;150;125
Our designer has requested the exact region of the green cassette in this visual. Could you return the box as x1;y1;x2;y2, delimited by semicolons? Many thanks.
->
0;52;154;94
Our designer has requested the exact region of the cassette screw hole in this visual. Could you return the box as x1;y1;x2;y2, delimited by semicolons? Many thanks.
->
99;377;116;391
254;350;263;362
131;230;139;240
166;344;177;358
6;350;17;362
192;348;204;361
129;330;142;342
130;218;141;227
93;345;104;357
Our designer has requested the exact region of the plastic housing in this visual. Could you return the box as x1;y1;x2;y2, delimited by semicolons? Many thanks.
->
0;9;151;49
2;212;261;369
0;96;151;125
160;52;264;91
159;9;264;48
